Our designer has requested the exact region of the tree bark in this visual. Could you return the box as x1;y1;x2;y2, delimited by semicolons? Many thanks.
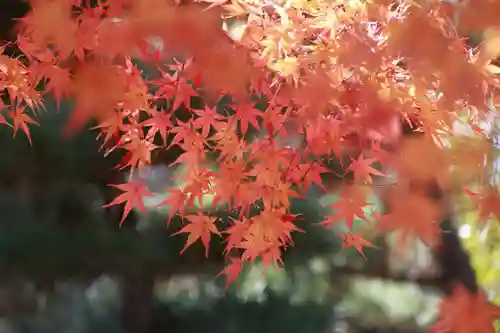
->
120;272;155;333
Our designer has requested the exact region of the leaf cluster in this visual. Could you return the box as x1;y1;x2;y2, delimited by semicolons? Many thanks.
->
2;0;500;330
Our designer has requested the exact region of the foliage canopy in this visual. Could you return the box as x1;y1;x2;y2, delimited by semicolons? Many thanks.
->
3;0;500;331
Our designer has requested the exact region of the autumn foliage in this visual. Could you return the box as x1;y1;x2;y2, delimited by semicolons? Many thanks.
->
2;0;500;330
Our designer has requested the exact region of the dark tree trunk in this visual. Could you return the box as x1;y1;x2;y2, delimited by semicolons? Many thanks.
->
120;273;155;333
407;176;478;296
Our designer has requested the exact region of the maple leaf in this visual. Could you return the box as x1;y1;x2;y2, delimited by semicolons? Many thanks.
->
346;154;384;184
172;78;199;111
156;187;189;224
173;212;220;257
91;111;126;146
371;141;392;167
64;62;127;136
181;169;215;208
39;64;71;108
7;0;500;290
450;136;492;182
229;102;262;135
395;135;451;184
211;160;251;209
193;105;224;138
239;235;283;269
168;121;208;171
142;108;173;145
10;105;38;145
375;187;444;249
0;56;43;110
339;232;377;260
150;69;177;100
288;162;330;193
103;181;153;226
224;217;249;254
238;208;302;268
169;120;206;151
217;257;244;290
19;0;74;50
0;112;10;128
319;185;372;230
119;137;159;170
261;103;288;137
475;189;500;226
431;285;500;333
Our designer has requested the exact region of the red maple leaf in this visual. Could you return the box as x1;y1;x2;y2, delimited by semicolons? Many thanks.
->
339;232;377;259
346;154;384;184
217;257;244;290
173;212;221;257
172;78;199;111
288;162;330;192
169;120;206;151
229;102;262;135
192;105;224;138
40;64;71;108
63;61;126;136
376;187;444;249
223;217;249;255
91;111;125;146
103;181;153;226
319;186;372;230
431;285;500;333
119;137;158;170
182;169;214;208
10;105;38;145
150;69;177;100
142;108;173;145
158;188;189;224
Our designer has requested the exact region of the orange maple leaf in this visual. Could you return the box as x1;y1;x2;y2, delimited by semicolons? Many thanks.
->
395;137;451;183
173;212;221;257
103;181;153;226
340;232;377;259
238;208;302;268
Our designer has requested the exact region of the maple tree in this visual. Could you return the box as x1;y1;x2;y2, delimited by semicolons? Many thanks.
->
2;0;500;331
